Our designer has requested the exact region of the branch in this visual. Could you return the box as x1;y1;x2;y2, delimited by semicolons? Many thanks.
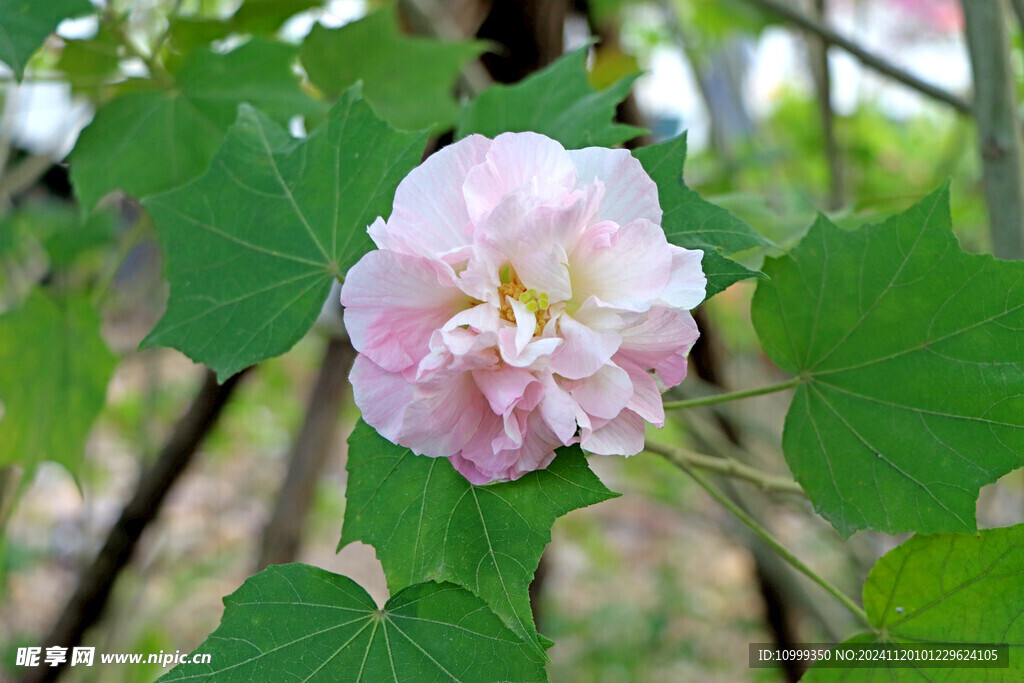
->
645;441;805;496
255;337;355;570
668;452;871;627
26;367;249;683
737;0;971;115
662;376;801;411
961;0;1024;260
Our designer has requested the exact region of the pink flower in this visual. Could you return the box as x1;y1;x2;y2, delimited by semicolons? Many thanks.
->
341;132;705;484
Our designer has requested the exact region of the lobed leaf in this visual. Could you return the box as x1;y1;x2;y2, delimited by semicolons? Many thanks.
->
342;420;618;657
457;47;644;149
142;88;426;380
752;185;1024;535
804;524;1024;681
158;564;547;682
0;290;118;478
633;134;770;297
0;0;94;80
300;9;486;132
69;38;321;210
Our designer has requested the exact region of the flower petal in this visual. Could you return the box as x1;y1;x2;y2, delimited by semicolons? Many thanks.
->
398;370;487;458
570;218;672;312
565;362;633;420
618;358;665;426
463;132;576;224
581;409;646;455
349;355;413;443
568;146;661;225
370;134;491;262
342;250;470;372
659;245;707;309
550;312;621;380
617;307;699;387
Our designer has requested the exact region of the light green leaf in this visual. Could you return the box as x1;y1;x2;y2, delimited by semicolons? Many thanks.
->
55;23;121;98
342;420;618;657
142;89;426;380
158;564;547;682
633;134;770;297
457;47;644;149
0;0;94;80
300;9;485;131
804;524;1024;681
0;290;118;477
69;38;321;210
752;185;1024;535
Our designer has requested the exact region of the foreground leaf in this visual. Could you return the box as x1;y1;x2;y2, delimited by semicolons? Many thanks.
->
142;89;426;380
159;564;547;682
342;420;618;656
804;524;1024;681
752;185;1024;535
0;290;117;477
301;9;485;131
69;38;320;210
0;0;93;80
457;47;644;149
633;134;770;297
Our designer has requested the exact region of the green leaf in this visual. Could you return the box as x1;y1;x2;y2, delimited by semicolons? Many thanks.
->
633;134;770;297
804;524;1024;681
0;202;117;267
55;23;121;98
0;290;118;478
158;564;547;682
457;47;644;149
342;420;618;656
300;9;485;132
69;38;321;210
751;185;1024;536
233;0;324;34
142;89;426;380
0;0;94;80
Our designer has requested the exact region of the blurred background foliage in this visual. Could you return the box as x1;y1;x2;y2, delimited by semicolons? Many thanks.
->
0;0;1015;680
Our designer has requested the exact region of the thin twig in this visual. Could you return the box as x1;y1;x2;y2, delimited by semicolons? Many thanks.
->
737;0;971;115
668;454;872;627
662;376;801;411
961;0;1024;259
26;367;249;683
645;441;805;496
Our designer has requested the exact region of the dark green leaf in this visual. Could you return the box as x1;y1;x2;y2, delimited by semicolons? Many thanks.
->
457;47;644;149
0;290;117;477
233;0;324;34
158;564;547;682
804;524;1024;681
0;0;94;80
752;185;1024;535
142;89;427;380
342;420;618;656
633;134;770;297
69;38;322;210
300;9;485;132
55;23;121;97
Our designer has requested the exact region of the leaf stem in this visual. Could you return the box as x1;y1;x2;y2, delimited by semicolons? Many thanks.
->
662;376;802;411
669;454;871;627
644;442;805;496
91;211;151;308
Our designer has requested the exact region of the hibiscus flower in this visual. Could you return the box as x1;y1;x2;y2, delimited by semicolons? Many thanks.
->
341;132;705;484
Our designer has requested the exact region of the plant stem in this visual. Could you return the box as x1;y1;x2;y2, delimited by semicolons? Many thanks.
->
662;376;802;411
90;211;151;308
645;442;806;496
671;454;872;628
737;0;971;115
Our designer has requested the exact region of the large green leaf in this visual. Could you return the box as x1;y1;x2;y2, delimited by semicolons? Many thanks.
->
69;38;321;211
232;0;324;34
300;9;485;132
158;564;547;682
457;47;644;149
142;89;426;380
752;185;1024;536
0;0;94;80
342;420;618;657
0;290;117;477
633;134;770;297
804;524;1024;681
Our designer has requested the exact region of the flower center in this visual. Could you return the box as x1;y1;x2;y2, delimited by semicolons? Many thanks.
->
497;266;551;335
